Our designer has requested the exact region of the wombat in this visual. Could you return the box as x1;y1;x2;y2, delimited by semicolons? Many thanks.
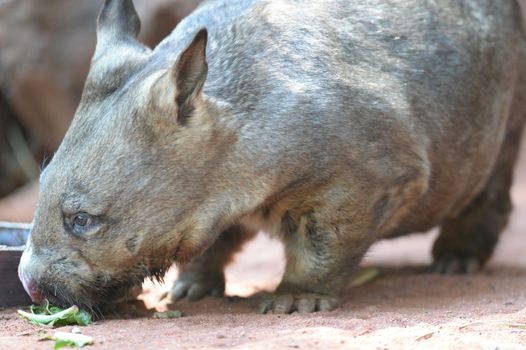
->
18;0;526;314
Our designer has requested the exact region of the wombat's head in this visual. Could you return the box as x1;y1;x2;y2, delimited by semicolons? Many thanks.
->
19;0;228;309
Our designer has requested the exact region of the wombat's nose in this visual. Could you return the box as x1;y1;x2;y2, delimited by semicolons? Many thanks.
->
18;272;43;304
18;249;44;304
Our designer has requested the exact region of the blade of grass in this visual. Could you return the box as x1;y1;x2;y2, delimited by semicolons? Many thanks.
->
350;267;380;287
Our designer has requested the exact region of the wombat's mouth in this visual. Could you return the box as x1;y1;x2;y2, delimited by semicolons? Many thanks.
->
33;283;87;310
34;276;137;314
35;258;171;313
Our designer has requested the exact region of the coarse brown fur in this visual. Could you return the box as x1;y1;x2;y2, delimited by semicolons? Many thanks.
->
19;0;526;314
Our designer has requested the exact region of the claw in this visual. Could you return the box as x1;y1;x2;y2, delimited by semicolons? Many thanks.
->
170;271;225;302
258;293;338;314
187;284;208;301
272;295;294;314
295;297;316;313
432;254;481;274
171;281;190;301
258;299;272;314
317;297;338;311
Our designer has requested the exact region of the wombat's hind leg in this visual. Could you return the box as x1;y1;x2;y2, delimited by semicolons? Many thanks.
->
432;167;513;274
432;81;526;274
431;179;513;274
171;225;256;301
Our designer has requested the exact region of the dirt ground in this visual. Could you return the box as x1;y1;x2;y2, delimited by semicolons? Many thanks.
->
3;148;526;350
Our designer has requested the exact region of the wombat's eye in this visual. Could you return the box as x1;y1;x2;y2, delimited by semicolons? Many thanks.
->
64;211;99;236
72;212;93;231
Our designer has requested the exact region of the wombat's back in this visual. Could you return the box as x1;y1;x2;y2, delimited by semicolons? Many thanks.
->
151;0;525;232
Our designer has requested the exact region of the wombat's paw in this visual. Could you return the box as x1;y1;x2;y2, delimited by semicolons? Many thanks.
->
432;254;481;274
258;293;338;314
171;270;225;302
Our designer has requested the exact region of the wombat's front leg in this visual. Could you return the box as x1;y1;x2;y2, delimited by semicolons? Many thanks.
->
259;211;369;314
171;225;256;301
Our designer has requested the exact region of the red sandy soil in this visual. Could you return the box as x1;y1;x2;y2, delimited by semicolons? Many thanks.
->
3;146;526;349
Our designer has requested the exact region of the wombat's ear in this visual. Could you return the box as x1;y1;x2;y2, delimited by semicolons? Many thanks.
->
172;29;209;125
94;0;144;58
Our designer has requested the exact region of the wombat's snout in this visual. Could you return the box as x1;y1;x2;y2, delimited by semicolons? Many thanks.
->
18;248;44;304
17;242;85;307
18;272;43;304
18;235;145;308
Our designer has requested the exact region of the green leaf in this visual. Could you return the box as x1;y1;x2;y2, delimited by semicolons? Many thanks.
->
31;299;51;315
73;310;92;326
51;332;93;348
41;332;94;348
17;301;92;327
153;310;183;319
49;306;64;314
53;339;77;349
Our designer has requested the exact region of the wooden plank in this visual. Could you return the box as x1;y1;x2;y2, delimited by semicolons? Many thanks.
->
0;222;32;306
0;247;31;306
